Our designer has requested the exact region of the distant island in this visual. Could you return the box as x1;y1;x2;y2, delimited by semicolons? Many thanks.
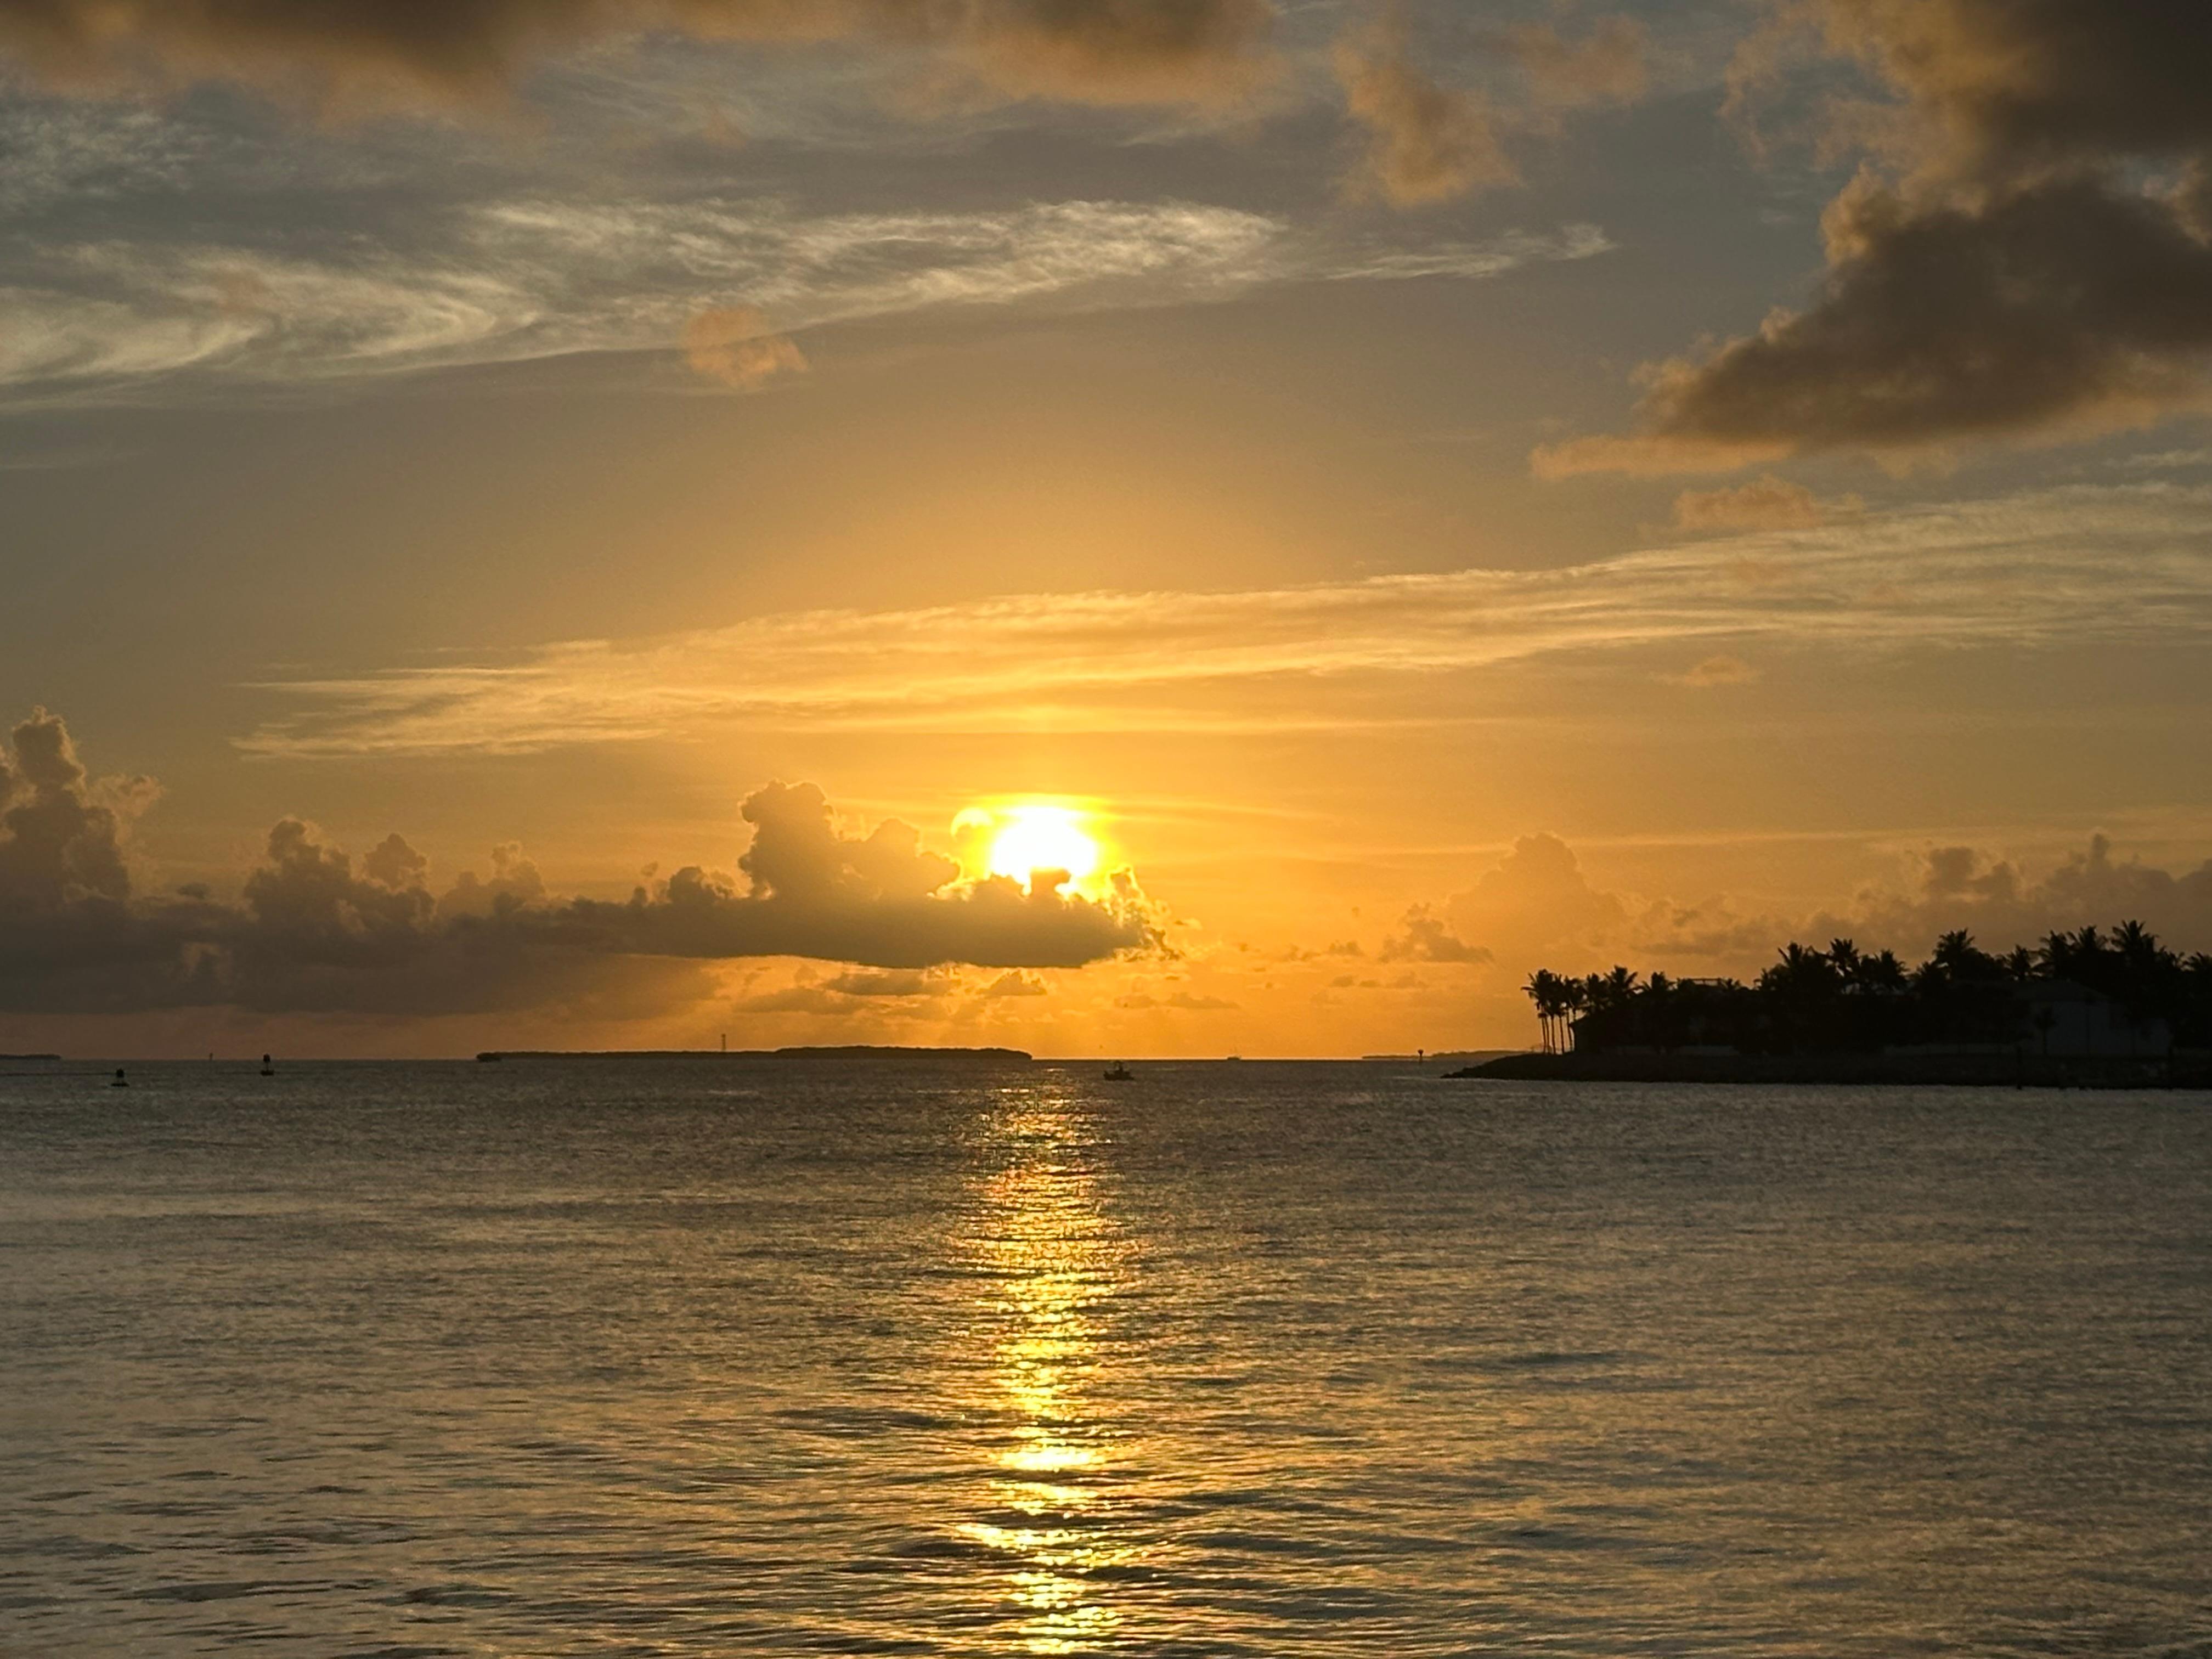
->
479;1045;1034;1063
1453;921;2212;1087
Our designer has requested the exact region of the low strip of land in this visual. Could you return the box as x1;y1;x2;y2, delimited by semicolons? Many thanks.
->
1453;1051;2208;1087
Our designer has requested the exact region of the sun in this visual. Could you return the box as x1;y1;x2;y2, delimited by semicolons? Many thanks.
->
974;805;1101;885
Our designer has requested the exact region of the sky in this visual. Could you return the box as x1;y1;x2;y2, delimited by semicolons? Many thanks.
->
2;0;2210;1058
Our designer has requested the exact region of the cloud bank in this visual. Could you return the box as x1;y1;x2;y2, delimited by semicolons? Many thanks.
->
238;482;2212;755
0;0;1278;111
1410;828;2212;990
1541;0;2212;474
0;708;1158;1015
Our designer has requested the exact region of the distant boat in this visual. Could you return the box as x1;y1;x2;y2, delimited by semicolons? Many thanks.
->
260;1053;275;1076
110;1068;128;1088
1102;1063;1133;1081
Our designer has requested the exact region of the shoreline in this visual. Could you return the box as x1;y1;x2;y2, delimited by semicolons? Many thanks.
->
1453;1050;2211;1088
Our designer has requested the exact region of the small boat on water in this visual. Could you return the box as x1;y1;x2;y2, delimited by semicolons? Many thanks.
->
110;1068;128;1088
1102;1063;1133;1081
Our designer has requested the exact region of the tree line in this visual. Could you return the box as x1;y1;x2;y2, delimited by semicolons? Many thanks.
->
1522;923;2212;1056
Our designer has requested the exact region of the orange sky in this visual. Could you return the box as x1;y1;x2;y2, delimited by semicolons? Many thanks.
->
2;1;2210;1056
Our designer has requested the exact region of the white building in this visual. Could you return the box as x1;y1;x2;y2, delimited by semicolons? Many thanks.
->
2020;981;2172;1058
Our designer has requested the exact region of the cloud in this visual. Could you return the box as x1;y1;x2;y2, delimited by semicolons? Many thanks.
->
1331;13;1646;209
1333;16;1513;207
238;481;2212;754
820;967;952;997
981;969;1048;997
0;707;142;905
1673;475;1860;532
1405;827;2212;993
1769;837;2212;972
1546;0;2212;473
0;711;1160;1015
1438;833;1630;967
1378;903;1490;964
0;198;1606;398
1509;16;1647;111
1665;654;1760;687
1115;988;1236;1011
0;0;1279;113
683;305;806;390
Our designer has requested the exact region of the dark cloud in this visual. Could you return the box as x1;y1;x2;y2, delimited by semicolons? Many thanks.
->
0;0;1277;109
0;709;1158;1016
1542;0;2212;473
1808;0;2212;181
0;707;136;905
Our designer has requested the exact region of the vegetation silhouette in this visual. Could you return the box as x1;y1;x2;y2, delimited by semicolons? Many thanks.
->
1523;923;2212;1058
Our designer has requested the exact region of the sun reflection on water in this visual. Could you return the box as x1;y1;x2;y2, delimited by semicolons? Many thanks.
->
959;1090;1138;1654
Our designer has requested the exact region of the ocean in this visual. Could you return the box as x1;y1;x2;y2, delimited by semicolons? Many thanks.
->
2;1059;2208;1657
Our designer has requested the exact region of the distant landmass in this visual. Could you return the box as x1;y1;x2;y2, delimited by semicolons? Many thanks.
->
478;1045;1034;1063
1362;1051;1517;1067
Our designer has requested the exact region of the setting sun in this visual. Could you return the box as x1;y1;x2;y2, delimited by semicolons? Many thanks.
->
977;806;1101;885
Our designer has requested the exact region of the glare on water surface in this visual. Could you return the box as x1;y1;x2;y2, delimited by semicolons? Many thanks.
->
961;1092;1137;1653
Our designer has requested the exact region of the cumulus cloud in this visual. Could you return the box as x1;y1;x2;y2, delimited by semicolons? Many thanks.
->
0;0;1278;112
1829;836;2212;964
1334;18;1515;207
1378;903;1490;964
683;304;806;390
1332;13;1646;208
0;710;1159;1015
1543;0;2212;473
1409;825;2212;993
1673;475;1860;532
0;707;140;905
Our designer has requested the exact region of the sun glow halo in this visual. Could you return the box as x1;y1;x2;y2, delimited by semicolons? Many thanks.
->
978;805;1101;887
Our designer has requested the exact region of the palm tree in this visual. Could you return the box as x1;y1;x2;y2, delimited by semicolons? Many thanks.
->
1860;950;1909;994
1523;969;1571;1054
2038;929;2074;978
1561;977;1590;1051
2114;919;2158;968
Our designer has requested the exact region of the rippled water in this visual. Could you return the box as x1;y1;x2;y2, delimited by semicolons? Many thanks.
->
2;1059;2209;1657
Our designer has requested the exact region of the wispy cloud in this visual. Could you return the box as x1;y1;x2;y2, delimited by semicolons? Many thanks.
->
240;483;2212;758
0;198;1607;397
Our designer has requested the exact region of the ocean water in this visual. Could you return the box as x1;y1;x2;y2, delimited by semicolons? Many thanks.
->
2;1060;2208;1658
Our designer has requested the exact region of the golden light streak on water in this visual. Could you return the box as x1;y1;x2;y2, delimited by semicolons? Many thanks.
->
961;1091;1139;1654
